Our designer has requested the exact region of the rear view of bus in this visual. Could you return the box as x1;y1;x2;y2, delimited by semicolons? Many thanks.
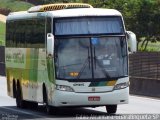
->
6;3;137;114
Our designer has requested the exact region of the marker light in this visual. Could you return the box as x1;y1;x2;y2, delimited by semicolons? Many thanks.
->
28;3;93;13
70;72;79;77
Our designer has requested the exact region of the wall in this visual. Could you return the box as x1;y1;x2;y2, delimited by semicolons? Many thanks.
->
129;52;160;98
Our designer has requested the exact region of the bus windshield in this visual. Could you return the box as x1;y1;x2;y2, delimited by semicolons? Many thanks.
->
54;17;124;36
55;37;128;81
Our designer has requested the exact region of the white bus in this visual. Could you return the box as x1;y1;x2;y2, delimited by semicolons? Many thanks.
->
5;3;137;114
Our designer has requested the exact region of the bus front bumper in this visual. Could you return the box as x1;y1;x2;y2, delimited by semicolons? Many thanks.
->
51;87;129;107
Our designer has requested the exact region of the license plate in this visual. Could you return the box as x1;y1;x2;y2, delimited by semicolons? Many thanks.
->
88;96;100;101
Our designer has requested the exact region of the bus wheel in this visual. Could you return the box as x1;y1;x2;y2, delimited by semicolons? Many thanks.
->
16;83;26;108
46;105;53;115
31;102;38;109
43;85;51;114
43;84;58;115
27;102;38;109
106;105;117;114
13;80;16;98
46;105;59;115
45;94;54;114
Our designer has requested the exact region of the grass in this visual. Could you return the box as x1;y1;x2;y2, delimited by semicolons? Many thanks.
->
138;41;160;52
0;0;34;12
0;22;5;46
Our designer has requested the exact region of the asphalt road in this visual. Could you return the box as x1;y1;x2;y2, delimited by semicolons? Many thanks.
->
0;76;160;120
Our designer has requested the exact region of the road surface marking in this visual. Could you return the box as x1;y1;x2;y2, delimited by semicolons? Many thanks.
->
1;106;46;118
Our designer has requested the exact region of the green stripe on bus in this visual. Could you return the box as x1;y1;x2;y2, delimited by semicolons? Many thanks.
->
89;80;117;87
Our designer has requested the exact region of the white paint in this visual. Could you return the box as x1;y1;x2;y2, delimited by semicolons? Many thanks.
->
7;8;122;21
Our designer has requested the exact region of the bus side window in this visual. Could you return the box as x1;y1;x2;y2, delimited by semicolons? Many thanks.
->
36;19;45;48
16;21;25;48
6;21;12;47
6;18;46;48
25;20;32;48
25;19;45;48
13;21;18;47
46;17;51;33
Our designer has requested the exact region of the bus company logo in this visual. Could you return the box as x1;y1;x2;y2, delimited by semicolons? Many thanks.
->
73;83;84;86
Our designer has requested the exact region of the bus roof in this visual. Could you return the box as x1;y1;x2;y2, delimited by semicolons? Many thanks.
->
49;8;122;17
28;3;93;12
7;8;122;21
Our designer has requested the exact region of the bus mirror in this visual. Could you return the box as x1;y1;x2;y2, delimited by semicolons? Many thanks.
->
47;33;54;57
126;31;137;53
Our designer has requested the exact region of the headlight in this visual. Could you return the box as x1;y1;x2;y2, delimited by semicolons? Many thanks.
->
113;81;130;90
56;85;74;92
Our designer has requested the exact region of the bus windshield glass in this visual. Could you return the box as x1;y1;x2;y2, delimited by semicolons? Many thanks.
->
55;17;124;35
55;37;128;81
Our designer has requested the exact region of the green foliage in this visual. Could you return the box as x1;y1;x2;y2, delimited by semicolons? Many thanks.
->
1;0;160;51
0;22;5;46
30;0;81;4
138;41;160;52
83;0;160;51
0;0;33;12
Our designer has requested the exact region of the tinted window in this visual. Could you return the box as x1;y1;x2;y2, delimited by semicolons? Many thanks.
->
6;18;46;48
55;17;124;36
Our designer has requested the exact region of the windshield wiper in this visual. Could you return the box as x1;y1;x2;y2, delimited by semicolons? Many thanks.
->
76;47;90;80
76;58;89;80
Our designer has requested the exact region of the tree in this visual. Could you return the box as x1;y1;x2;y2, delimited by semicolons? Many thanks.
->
136;0;160;50
87;0;160;51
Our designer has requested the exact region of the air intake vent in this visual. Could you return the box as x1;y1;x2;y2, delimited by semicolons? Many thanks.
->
28;3;93;13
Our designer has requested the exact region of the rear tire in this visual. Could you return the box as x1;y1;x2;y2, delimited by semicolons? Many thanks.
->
106;105;117;114
16;83;26;108
13;80;16;98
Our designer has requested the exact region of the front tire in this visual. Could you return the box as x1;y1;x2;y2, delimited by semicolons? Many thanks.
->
46;105;60;115
43;85;59;115
106;105;117;114
46;105;53;115
27;101;38;109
